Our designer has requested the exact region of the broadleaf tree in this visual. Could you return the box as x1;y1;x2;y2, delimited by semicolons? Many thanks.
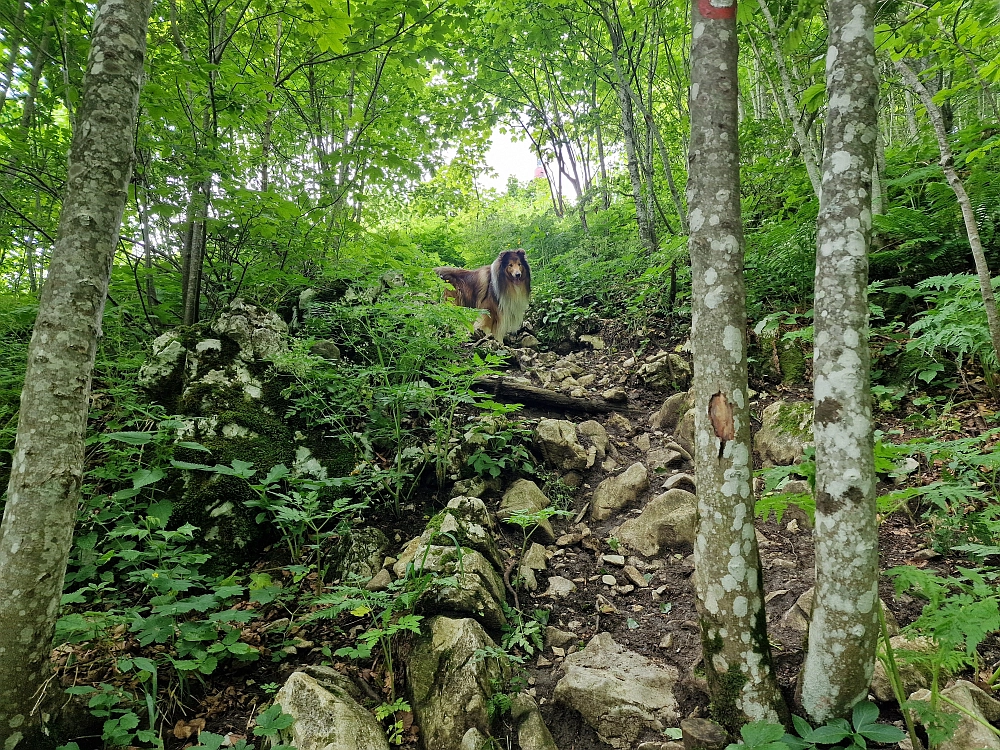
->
687;0;788;730
0;0;152;744
799;0;880;723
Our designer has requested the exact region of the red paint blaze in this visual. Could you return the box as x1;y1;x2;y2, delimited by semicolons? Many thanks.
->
698;0;736;19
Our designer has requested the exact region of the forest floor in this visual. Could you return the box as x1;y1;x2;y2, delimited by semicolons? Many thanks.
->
143;322;1000;750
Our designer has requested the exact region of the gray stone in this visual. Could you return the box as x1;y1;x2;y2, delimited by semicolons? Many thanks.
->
214;298;289;360
520;334;541;348
544;576;577;598
602;387;628;402
754;400;814;466
393;496;502;576
522;542;548;570
413;546;507;630
534;419;589;472
780;587;815;633
460;727;490;750
365;568;392;592
579;334;606;350
591;463;649;522
272;671;389;750
578;420;610;461
605;413;634;436
638;354;691;391
675;408;695;456
553;632;680;749
651;391;694;433
910;680;1000;750
511;694;559;750
309;340;341;360
499;479;555;542
870;635;935;702
662;473;696;493
616;489;698;556
545;626;578;649
338;527;389;582
138;331;187;386
647;448;684;474
408;617;507;750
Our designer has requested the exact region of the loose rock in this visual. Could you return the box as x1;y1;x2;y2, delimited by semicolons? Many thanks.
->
553;632;680;748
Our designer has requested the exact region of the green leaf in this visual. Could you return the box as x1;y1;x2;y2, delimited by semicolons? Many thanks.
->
131;467;166;489
851;700;879;729
105;431;153;445
807;724;852;744
177;440;212;452
741;721;788;746
857;724;906;743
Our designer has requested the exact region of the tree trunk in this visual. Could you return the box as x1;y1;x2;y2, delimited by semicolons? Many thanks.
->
755;0;823;198
0;0;151;745
688;0;788;731
895;59;1000;369
799;0;879;723
605;10;657;252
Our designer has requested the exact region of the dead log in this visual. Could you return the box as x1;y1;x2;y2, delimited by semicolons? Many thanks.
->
472;376;628;414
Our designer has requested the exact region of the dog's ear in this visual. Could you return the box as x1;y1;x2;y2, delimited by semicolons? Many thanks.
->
515;248;527;258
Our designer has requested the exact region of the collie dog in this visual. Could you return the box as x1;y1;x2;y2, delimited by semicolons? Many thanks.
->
435;249;531;344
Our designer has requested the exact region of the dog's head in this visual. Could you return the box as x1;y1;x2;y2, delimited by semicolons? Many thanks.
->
498;248;529;284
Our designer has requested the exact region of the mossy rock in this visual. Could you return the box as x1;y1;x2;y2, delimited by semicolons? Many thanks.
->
777;339;808;384
754;400;813;466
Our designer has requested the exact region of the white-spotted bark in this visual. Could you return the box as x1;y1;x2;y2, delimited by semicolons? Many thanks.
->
799;0;879;724
688;0;787;730
0;0;151;744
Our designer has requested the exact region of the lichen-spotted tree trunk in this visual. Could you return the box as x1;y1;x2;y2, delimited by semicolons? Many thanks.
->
0;0;151;744
799;0;879;724
687;0;788;730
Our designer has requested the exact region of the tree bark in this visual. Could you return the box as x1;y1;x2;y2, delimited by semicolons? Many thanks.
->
0;0;151;745
688;0;788;731
799;0;879;723
895;59;1000;371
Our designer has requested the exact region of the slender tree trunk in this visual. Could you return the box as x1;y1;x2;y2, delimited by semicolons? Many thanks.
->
0;0;151;745
688;0;788;731
755;0;823;198
800;0;879;723
605;9;657;252
594;82;611;210
896;59;1000;368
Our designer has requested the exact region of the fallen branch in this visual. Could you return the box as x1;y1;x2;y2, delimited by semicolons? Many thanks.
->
472;376;628;414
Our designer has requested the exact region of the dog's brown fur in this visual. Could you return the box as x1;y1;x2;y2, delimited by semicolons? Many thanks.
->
435;249;531;344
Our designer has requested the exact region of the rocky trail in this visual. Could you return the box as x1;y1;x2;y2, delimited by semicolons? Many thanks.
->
129;306;999;750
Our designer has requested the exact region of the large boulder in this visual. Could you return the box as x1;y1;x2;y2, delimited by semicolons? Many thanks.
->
591;463;649;522
615;489;698;556
553;632;680;749
408;546;508;630
272;669;389;750
137;300;357;570
870;635;935;702
394;496;502;575
754;400;813;466
909;680;1000;750
534;419;589;472
408;617;508;750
